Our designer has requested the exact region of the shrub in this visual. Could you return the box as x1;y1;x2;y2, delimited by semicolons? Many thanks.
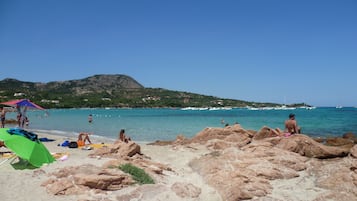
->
119;163;155;184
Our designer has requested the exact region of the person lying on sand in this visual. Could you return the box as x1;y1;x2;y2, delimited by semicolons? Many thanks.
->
77;132;92;146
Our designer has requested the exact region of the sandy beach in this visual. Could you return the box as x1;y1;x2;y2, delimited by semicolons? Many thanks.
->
1;125;356;201
0;131;221;201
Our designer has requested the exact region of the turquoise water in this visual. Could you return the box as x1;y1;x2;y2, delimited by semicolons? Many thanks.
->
4;107;357;142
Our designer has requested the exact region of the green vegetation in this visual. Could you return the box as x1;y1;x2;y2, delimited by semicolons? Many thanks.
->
119;163;155;184
0;75;309;108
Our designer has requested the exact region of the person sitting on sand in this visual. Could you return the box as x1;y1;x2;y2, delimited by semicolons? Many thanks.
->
285;113;301;134
119;129;131;143
77;132;92;146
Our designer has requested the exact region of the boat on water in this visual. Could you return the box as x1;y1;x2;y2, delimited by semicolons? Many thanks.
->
181;107;233;111
209;107;232;111
181;107;208;111
246;105;296;111
274;105;296;110
299;106;316;110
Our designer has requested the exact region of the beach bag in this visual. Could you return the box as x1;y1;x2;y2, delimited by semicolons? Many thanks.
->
69;141;78;148
61;140;70;147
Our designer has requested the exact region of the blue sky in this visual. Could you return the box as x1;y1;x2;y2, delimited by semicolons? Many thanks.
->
0;0;356;106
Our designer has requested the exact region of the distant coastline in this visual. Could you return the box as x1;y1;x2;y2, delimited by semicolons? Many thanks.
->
0;75;313;109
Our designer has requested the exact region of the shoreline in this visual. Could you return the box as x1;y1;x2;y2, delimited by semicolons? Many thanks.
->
3;107;357;140
1;126;356;201
0;129;222;201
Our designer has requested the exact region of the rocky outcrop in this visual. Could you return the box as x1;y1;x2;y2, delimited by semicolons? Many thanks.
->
171;182;202;198
185;125;356;200
253;126;281;140
189;124;253;147
102;157;173;179
89;141;141;158
190;142;308;201
313;132;357;148
43;125;357;201
42;164;134;195
275;134;350;159
351;145;357;158
308;157;357;200
188;125;350;159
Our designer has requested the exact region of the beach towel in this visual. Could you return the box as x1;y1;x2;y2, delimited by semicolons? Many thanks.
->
88;143;110;149
39;137;55;142
7;128;38;141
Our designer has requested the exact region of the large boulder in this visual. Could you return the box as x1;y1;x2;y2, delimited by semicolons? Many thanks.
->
42;164;134;195
187;126;354;200
90;141;141;158
102;157;172;179
325;137;355;148
308;157;357;200
275;134;350;159
189;124;252;148
253;126;281;140
351;145;357;158
343;132;356;140
189;143;308;201
171;182;201;198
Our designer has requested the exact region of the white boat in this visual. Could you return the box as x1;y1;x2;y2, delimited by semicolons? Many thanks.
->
246;106;259;110
209;107;233;111
181;107;209;111
299;106;316;110
274;105;296;110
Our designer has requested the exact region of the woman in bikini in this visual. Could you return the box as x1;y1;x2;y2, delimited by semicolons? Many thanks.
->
77;132;92;146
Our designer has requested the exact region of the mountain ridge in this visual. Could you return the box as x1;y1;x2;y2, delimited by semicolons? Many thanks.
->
0;74;290;108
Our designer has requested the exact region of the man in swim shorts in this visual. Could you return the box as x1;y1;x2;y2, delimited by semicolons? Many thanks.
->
285;113;301;134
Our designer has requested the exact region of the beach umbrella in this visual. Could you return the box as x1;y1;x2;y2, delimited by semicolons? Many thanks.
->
0;99;45;127
0;99;44;110
0;128;55;167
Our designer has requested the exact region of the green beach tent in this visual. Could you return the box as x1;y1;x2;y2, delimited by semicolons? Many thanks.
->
0;128;55;167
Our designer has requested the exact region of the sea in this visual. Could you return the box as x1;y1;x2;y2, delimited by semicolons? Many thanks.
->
4;107;357;142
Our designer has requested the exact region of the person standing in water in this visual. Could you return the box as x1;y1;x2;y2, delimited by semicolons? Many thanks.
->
88;114;93;123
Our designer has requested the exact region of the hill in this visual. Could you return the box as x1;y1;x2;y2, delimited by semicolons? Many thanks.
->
0;74;283;108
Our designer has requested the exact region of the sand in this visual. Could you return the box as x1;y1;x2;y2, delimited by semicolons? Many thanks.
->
0;130;330;201
0;131;222;201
